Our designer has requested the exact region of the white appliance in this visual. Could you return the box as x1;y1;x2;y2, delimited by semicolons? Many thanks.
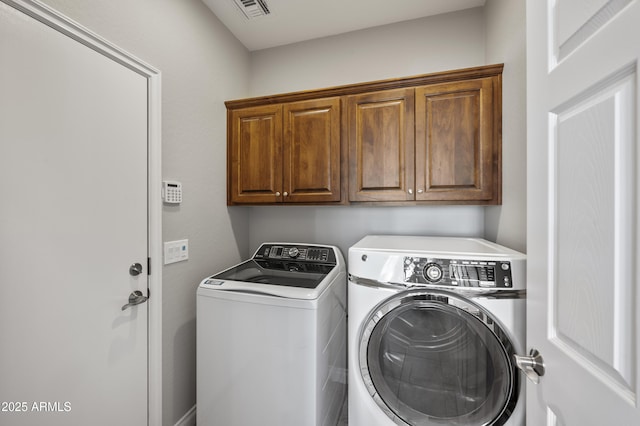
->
197;243;347;426
348;235;526;426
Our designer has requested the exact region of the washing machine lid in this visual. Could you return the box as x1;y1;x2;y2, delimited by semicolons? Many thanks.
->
200;243;343;300
211;258;333;288
359;289;519;426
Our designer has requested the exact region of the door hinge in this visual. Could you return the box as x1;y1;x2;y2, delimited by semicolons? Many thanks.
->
147;257;151;275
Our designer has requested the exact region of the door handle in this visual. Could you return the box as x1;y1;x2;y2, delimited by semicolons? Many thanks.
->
514;348;545;384
121;290;148;311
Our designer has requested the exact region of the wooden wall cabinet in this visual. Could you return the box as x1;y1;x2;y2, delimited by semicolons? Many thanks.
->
347;76;501;204
347;88;415;202
228;104;282;204
415;77;499;203
228;98;341;204
226;64;502;206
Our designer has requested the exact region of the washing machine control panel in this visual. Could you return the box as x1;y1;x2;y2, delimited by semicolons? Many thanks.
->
403;257;513;288
255;244;336;264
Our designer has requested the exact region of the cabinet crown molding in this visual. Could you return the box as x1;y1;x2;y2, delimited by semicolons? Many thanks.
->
225;63;504;110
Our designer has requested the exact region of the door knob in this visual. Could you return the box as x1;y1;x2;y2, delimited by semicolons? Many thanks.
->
121;290;148;311
129;263;143;276
514;348;545;384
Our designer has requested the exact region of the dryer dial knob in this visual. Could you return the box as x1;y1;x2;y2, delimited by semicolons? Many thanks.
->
424;263;443;282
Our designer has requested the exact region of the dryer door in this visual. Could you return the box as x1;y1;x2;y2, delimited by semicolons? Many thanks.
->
359;289;519;426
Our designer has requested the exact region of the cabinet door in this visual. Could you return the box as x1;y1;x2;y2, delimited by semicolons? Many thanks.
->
283;98;341;203
228;104;283;204
415;77;500;203
347;89;415;201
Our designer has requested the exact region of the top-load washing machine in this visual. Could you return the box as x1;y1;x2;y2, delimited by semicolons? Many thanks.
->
197;242;347;426
348;235;526;426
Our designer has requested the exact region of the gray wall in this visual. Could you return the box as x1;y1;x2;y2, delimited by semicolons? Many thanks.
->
250;7;486;95
247;205;485;260
245;8;490;258
484;0;527;253
38;1;251;424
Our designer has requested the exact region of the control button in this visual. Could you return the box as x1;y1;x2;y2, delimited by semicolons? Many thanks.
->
288;247;300;258
424;263;443;282
501;263;510;271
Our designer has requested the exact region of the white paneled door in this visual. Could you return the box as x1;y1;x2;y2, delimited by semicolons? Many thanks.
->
527;0;640;425
0;1;156;425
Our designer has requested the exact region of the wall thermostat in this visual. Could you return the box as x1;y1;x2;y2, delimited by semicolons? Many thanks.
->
162;180;182;204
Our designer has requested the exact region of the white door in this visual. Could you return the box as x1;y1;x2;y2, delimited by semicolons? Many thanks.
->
527;0;640;424
0;2;149;425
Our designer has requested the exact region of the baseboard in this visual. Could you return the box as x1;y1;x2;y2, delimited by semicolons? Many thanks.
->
174;405;196;426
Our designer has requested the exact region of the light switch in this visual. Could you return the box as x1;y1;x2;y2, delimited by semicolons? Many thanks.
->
164;239;189;264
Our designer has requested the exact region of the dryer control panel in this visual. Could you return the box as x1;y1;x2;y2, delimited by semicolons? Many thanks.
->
403;257;513;288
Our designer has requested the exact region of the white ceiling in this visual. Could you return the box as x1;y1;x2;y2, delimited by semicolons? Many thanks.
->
202;0;486;51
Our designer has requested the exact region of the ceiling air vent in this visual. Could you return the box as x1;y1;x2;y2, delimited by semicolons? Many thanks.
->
233;0;271;19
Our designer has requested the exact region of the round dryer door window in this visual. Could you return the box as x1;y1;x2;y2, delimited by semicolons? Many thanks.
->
359;289;519;426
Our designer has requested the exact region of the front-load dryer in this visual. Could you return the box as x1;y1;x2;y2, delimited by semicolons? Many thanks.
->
348;235;526;426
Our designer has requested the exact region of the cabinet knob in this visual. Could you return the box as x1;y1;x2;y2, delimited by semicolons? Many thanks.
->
283;192;289;197
275;192;281;196
408;188;413;195
417;189;424;194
